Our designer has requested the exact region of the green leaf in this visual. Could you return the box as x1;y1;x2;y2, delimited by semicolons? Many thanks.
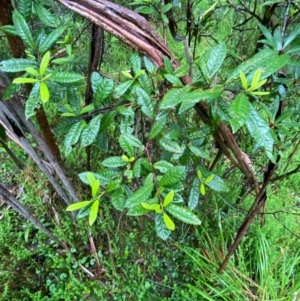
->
258;23;274;45
149;118;166;139
164;57;173;74
130;52;141;74
94;78;114;109
229;93;250;133
39;81;50;102
100;111;116;131
200;43;226;79
188;178;200;210
80;115;101;147
0;25;18;36
40;51;50;76
50;72;84;83
163;190;174;207
106;178;122;193
0;59;38;72
137;72;152;94
205;175;229;192
153;160;173;173
18;0;32;20
39;26;66;53
159;166;186;187
34;2;57;27
159;137;181;153
227;50;290;82
165;204;201;225
143;56;155;74
125;184;154;208
135;87;154;118
67;87;81;115
89;199;100;226
159;88;188;110
155;214;171;240
119;133;143;157
111;188;126;211
79;104;94;115
163;74;183;86
188;145;210;160
246;105;274;153
13;10;35;49
135;6;156;14
91;72;102;93
114;80;134;98
163;213;175;231
64;120;85;155
197;170;202;180
25;82;40;119
283;25;300;48
178;86;223;114
102;156;127;168
66;201;91;211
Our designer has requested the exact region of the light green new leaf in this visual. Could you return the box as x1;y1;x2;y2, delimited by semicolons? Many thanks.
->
91;179;100;198
50;72;84;83
136;87;154;118
229;93;250;133
40;51;50;76
250;69;262;89
204;174;215;184
125;184;154;208
89;199;100;226
0;59;38;72
155;214;171;240
165;204;201;225
26;67;40;77
13;78;37;84
188;178;200;210
141;202;162;213
81;115;101;147
163;190;174;207
200;183;205;195
86;172;97;187
149;118;166;139
102;156;127;168
240;71;248;89
34;2;57;27
39;26;66;53
66;201;91;211
163;213;175;231
39;81;50;102
159;166;186;187
13;10;35;49
25;82;40;119
197;170;203;180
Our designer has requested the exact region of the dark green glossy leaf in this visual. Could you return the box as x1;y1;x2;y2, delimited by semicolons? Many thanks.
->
136;87;154;118
155;214;171;240
102;156;127;168
125;184;154;208
188;178;200;210
165;204;201;225
81;115;101;147
159;166;186;187
34;2;57;27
